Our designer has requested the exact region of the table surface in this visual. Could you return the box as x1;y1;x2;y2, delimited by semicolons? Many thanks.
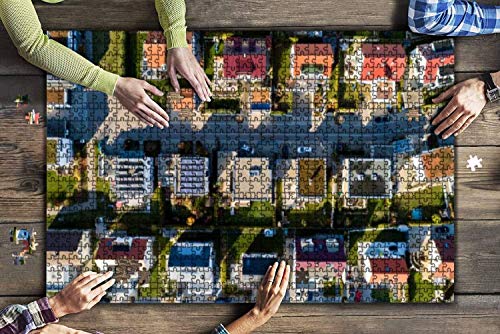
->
0;1;499;333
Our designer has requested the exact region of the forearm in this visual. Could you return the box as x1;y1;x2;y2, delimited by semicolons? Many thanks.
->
155;0;188;49
223;308;264;334
408;0;500;36
0;0;119;95
0;297;58;334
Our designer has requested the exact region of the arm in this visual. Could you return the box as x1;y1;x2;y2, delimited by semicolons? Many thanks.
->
154;0;212;101
408;0;500;36
155;0;188;49
0;0;118;95
216;261;291;334
0;297;58;334
432;71;499;139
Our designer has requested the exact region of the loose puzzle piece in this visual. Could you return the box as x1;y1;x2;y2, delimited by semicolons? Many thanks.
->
9;227;38;265
46;30;455;303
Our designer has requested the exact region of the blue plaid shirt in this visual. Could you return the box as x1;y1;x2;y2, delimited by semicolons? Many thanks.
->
408;0;500;36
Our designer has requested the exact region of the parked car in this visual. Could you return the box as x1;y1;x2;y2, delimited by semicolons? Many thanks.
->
239;143;255;155
297;146;313;154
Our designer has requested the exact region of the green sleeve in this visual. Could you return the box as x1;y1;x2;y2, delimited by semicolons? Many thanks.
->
0;0;119;96
155;0;188;49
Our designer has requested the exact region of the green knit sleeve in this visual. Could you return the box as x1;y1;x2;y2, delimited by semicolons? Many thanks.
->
0;0;119;96
155;0;188;49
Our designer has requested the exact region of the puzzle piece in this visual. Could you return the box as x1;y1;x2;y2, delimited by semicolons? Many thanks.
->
46;30;456;303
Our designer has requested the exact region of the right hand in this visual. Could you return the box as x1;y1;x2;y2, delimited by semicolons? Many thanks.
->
30;324;91;334
167;47;212;102
250;261;291;328
48;271;115;318
114;77;170;128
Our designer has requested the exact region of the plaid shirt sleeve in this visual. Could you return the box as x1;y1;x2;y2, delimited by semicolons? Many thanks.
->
408;0;500;36
0;297;58;334
212;323;231;334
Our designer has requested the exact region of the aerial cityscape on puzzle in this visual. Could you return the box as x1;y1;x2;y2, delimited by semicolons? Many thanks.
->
46;30;455;303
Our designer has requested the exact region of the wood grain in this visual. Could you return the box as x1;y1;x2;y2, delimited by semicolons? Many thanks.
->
0;223;45;296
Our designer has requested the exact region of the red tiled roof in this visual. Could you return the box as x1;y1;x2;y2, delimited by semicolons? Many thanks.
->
361;44;406;82
223;54;267;79
369;258;408;274
417;44;454;84
421;147;454;180
295;43;333;56
96;238;149;260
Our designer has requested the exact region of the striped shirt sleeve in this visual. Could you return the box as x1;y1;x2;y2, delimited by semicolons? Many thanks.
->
0;297;58;334
212;323;231;334
408;0;500;36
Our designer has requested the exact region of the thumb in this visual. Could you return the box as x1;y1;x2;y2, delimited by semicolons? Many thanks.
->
432;86;455;103
143;81;163;97
168;68;180;93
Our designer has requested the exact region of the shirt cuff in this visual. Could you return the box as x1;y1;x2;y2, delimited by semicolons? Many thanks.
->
165;26;188;49
27;297;58;328
213;323;231;334
93;69;120;96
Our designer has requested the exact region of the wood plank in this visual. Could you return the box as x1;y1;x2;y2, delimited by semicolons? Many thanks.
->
0;223;46;296
0;30;44;76
455;147;500;220
454;35;500;73
0;295;498;333
0;220;498;296
53;295;500;334
0;76;46;223
31;0;500;32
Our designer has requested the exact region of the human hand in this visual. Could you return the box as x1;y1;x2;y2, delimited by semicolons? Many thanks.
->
30;324;92;334
48;271;115;318
167;47;212;102
431;77;487;139
113;77;169;128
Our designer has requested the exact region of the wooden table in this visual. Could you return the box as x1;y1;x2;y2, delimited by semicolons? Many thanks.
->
0;1;499;332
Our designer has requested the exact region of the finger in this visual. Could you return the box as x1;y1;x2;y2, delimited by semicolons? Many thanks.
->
74;271;96;284
196;72;211;101
168;68;180;93
455;114;476;136
271;261;286;294
76;272;101;287
432;99;458;126
134;109;155;127
84;271;114;290
279;264;291;292
143;81;164;97
432;86;455;104
143;95;169;127
186;73;207;102
201;69;213;92
139;105;167;128
87;289;107;309
90;278;116;299
264;262;279;293
442;114;471;139
434;107;462;135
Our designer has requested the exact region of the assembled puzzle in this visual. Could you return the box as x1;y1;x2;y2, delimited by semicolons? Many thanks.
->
46;30;456;303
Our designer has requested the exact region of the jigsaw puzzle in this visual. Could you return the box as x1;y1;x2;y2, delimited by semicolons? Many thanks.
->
46;30;456;303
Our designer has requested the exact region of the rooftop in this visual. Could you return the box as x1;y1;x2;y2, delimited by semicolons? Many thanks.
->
233;157;272;201
361;43;406;82
421;146;454;180
46;230;86;252
369;258;408;274
295;235;346;262
95;238;150;260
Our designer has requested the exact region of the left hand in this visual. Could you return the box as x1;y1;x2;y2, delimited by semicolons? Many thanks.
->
431;77;487;139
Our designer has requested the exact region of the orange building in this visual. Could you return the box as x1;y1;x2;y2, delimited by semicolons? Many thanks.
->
293;44;334;78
